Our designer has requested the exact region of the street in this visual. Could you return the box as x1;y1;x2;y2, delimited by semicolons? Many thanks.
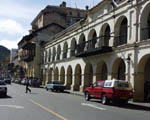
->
0;84;150;120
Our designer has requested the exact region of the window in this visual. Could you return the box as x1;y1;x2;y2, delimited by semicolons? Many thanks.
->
77;12;80;17
69;12;72;16
97;81;101;88
104;81;112;87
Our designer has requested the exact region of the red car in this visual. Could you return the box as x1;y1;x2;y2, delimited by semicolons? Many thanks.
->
84;79;133;105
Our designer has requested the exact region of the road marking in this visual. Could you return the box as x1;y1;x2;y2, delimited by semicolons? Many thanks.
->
0;105;24;109
29;99;68;120
81;103;106;110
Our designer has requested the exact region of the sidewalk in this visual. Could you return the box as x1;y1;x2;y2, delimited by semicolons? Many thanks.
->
66;90;150;109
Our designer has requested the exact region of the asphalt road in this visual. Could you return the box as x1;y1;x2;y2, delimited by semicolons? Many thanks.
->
0;83;150;120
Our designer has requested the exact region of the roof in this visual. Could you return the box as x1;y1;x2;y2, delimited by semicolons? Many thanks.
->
18;23;65;46
31;4;86;25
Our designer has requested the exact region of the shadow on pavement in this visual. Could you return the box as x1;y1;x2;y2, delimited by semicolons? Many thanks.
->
0;95;12;99
28;92;38;94
117;103;150;111
88;99;150;111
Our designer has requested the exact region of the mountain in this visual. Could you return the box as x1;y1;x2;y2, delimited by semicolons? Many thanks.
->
0;45;10;63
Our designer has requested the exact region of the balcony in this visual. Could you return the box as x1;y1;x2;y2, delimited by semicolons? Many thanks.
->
21;43;36;62
75;36;112;57
141;27;150;41
114;34;127;47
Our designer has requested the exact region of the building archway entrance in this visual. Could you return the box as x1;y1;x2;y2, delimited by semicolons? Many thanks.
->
96;61;108;81
48;68;53;82
66;66;72;90
112;58;126;80
84;63;93;89
137;55;150;102
54;67;59;81
60;67;65;84
74;64;82;91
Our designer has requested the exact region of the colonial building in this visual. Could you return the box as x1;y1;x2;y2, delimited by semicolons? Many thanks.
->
17;2;87;82
43;0;150;102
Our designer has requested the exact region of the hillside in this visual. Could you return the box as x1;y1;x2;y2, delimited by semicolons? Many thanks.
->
0;45;10;63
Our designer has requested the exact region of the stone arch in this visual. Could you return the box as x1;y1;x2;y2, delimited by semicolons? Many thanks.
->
57;44;61;60
100;23;111;46
96;61;108;81
84;63;93;88
88;29;97;49
112;58;126;80
114;16;128;46
66;65;72;89
60;66;65;84
63;42;68;59
136;54;150;101
52;47;56;61
74;64;82;91
78;33;86;53
140;2;150;40
54;67;59;81
70;38;77;57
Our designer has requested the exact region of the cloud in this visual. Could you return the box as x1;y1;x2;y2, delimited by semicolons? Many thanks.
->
0;38;21;50
0;0;39;20
0;19;28;35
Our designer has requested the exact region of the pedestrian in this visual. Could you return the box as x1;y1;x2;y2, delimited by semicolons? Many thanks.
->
25;78;31;93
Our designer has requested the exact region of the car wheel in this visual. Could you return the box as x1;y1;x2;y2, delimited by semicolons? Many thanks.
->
46;87;48;91
51;89;54;92
85;92;90;101
102;94;108;105
120;100;128;105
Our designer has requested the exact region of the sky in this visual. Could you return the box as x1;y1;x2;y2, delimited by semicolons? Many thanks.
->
0;0;101;50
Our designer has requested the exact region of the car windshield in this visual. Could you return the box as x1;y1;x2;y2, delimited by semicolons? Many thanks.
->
117;81;129;88
0;81;6;85
52;81;63;84
114;81;132;90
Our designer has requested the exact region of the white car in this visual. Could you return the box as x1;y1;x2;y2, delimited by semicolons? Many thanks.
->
0;81;7;96
45;81;65;92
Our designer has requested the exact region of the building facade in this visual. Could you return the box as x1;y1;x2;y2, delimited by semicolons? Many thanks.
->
10;49;17;63
43;0;150;102
17;2;87;82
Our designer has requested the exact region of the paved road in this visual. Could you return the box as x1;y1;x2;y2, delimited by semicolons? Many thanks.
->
0;83;150;120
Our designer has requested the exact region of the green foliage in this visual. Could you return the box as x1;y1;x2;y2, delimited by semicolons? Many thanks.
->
0;45;10;63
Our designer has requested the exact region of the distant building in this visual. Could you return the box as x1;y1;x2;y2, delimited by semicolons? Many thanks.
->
10;49;17;63
31;1;87;31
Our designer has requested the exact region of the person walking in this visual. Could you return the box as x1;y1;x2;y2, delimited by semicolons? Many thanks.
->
25;78;31;93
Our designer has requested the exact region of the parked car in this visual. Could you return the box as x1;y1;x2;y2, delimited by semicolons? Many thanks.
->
0;81;7;96
45;81;65;92
84;79;133;105
21;78;27;85
4;78;11;84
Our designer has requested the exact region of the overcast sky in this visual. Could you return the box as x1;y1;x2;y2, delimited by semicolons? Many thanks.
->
0;0;101;50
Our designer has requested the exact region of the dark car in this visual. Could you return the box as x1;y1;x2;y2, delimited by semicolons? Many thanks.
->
4;78;11;84
0;81;7;96
45;81;65;92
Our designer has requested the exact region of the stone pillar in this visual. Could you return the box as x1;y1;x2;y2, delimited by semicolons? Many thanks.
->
80;74;85;92
71;74;75;91
93;73;97;83
133;73;144;102
107;73;113;80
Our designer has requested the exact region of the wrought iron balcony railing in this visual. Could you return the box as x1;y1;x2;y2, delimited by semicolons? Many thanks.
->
114;34;127;47
75;36;112;57
141;27;150;41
